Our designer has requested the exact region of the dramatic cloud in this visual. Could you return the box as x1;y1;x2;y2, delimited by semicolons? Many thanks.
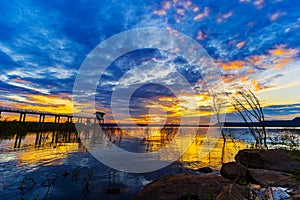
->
0;0;300;123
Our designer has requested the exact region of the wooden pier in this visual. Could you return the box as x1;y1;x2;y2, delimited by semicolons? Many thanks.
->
0;106;104;124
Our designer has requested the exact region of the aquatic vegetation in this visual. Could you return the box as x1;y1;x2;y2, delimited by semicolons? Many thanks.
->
231;89;268;149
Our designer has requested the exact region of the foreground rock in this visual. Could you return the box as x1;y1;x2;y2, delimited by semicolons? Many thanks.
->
220;162;249;185
235;149;300;173
135;174;247;200
290;189;300;200
248;168;296;187
197;167;213;173
216;184;247;200
229;149;300;199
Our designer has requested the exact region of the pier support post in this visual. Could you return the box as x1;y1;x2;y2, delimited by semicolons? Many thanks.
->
39;114;45;123
39;114;43;123
19;113;26;122
67;116;72;123
22;113;26;122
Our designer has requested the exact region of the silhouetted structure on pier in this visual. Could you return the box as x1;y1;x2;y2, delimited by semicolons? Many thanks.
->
95;111;105;124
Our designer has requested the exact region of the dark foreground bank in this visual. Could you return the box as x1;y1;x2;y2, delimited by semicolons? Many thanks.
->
136;149;300;200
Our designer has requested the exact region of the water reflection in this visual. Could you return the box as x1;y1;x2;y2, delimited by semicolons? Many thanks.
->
1;124;298;199
78;125;247;170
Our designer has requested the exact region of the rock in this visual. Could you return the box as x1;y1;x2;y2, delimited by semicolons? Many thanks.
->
220;162;249;185
293;194;300;200
215;184;247;200
291;189;300;200
106;187;121;194
288;150;300;162
135;174;247;200
248;168;292;187
175;194;199;200
235;149;300;173
197;167;213;173
289;186;300;199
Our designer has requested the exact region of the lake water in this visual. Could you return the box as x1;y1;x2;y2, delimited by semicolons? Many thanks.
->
0;125;299;199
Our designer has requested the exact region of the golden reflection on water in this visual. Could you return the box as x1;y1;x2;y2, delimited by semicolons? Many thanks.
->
1;126;248;170
181;137;247;170
100;126;248;170
1;132;86;167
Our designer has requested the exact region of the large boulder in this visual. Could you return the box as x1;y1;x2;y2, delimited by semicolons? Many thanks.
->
290;188;300;200
235;149;300;173
197;167;213;173
216;184;247;200
135;174;247;200
220;162;250;185
248;168;294;187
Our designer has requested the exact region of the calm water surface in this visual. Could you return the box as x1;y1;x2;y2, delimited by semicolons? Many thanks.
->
0;125;299;200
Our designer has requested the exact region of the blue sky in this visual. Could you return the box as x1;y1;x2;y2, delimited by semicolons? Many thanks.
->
0;0;300;123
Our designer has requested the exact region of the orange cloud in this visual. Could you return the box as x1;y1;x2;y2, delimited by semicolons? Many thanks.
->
268;46;298;70
1;93;96;122
254;0;264;9
221;75;236;83
247;69;256;73
247;55;265;66
176;8;185;15
251;80;263;91
162;1;172;10
269;46;298;56
196;30;206;40
193;7;209;21
223;11;233;18
158;96;177;101
236;41;246;49
217;11;233;23
11;77;31;84
270;13;280;21
221;61;245;70
239;74;251;83
129;93;215;125
275;64;283;69
153;9;167;16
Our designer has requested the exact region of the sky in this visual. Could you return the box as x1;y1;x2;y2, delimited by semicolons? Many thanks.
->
0;0;300;124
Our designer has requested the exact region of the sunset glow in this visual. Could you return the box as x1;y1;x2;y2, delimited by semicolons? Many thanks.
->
0;0;299;124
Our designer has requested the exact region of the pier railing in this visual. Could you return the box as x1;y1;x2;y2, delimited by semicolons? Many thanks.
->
0;106;99;124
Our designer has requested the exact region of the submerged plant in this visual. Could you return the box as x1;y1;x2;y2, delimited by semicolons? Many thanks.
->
231;88;268;149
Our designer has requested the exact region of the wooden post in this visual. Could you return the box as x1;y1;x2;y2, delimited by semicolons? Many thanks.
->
22;113;26;122
14;134;19;148
19;113;23;122
35;132;39;146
